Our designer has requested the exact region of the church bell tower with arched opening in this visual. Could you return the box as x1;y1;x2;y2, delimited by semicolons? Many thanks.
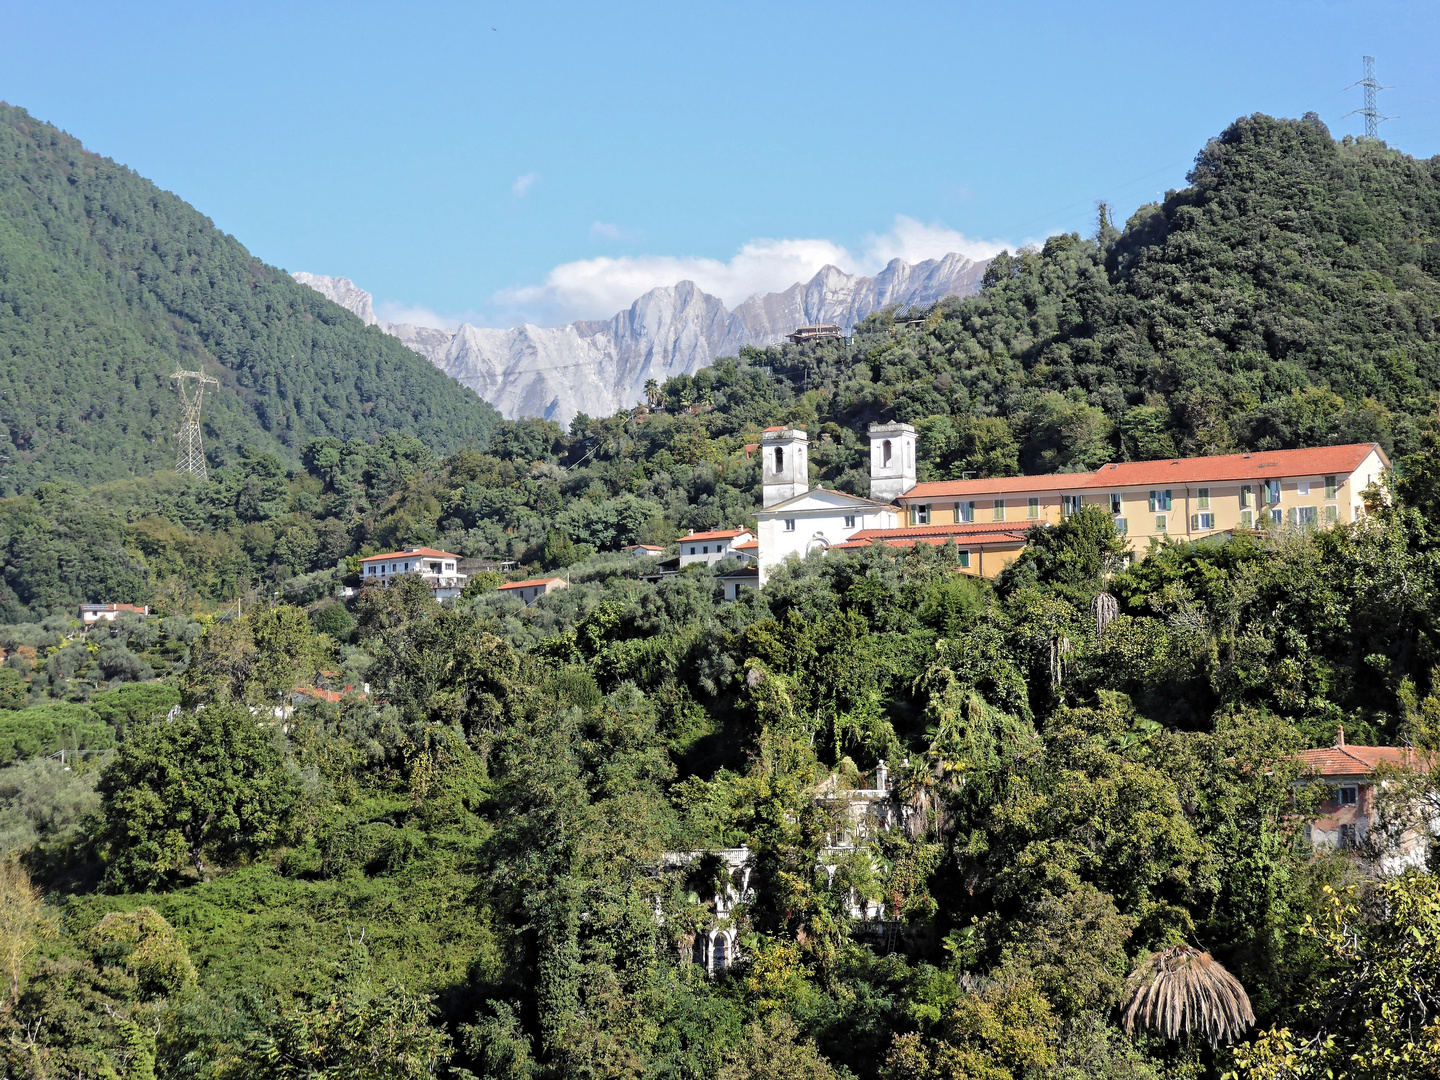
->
869;422;917;503
762;426;809;507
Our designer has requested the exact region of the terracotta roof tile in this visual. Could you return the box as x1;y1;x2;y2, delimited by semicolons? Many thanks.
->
499;577;566;590
678;528;749;542
904;443;1386;500
361;547;461;562
1296;744;1426;777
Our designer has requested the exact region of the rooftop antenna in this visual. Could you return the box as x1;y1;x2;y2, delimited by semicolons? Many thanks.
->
1343;55;1394;139
171;367;219;479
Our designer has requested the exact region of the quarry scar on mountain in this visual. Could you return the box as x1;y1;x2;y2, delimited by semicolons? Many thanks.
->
294;254;987;425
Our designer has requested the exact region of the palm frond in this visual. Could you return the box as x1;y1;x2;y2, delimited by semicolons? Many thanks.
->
1121;945;1255;1046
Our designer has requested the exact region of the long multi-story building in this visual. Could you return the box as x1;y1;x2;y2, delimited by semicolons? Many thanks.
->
750;422;1390;584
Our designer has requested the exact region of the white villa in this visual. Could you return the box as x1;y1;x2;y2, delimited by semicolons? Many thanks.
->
676;528;754;568
360;547;468;599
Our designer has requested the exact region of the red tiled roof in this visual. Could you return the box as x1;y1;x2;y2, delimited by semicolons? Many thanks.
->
622;544;664;551
361;547;460;562
678;529;749;542
903;443;1387;500
763;426;785;432
733;539;759;551
1296;744;1426;778
499;577;566;590
834;523;1028;549
293;686;365;703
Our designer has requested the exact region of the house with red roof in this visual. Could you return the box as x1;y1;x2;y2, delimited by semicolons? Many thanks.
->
498;577;568;606
79;603;150;627
1297;727;1435;874
676;528;754;568
360;547;467;599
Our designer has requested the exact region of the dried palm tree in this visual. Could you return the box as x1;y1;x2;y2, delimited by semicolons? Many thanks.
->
1121;945;1255;1046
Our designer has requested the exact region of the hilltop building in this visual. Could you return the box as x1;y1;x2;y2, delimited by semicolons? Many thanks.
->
748;428;1389;584
361;548;467;599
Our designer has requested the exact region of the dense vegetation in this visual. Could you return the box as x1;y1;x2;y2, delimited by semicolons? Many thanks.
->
1;112;1440;1079
0;103;500;491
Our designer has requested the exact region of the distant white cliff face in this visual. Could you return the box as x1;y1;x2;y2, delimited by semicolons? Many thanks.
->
294;255;987;424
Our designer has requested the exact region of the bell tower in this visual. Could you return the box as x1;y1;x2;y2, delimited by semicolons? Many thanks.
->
762;426;809;507
869;422;917;503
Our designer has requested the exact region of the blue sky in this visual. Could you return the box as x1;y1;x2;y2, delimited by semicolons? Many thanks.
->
2;1;1435;328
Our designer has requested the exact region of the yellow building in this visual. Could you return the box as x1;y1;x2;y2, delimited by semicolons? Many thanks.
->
879;442;1389;577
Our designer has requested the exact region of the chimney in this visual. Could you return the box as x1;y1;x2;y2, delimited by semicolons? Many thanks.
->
1337;724;1345;748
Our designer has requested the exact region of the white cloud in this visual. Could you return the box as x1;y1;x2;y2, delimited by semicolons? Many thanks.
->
589;221;630;241
372;300;479;331
511;172;538;198
487;216;1009;326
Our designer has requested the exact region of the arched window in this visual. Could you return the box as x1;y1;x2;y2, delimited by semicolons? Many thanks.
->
882;439;893;467
774;446;784;472
712;934;729;973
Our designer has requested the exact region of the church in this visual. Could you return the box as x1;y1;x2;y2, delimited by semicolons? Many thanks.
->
751;423;1390;585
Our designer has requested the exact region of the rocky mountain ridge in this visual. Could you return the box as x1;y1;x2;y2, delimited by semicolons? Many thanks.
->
296;255;988;423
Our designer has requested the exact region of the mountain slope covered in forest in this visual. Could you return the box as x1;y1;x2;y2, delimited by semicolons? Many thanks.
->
0;104;499;493
733;112;1440;480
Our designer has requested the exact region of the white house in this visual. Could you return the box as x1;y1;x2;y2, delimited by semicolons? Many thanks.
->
498;577;568;606
80;603;149;627
360;547;468;599
753;426;900;584
676;528;754;567
620;544;665;558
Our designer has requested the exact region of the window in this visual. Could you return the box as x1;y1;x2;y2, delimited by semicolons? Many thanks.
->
1266;479;1281;504
784;519;796;532
1297;480;1311;496
1192;512;1215;530
1291;506;1317;529
1028;497;1040;520
1110;493;1123;514
993;499;1006;522
773;446;783;472
844;515;856;529
713;935;729;973
1115;517;1129;535
1270;508;1283;525
702;545;709;554
1240;485;1253;508
958;550;971;569
1061;495;1080;516
1339;786;1358;806
914;504;931;525
882;439;892;467
1197;488;1210;510
1148;490;1172;512
1339;823;1358;849
690;546;697;554
1325;476;1338;500
1241;509;1254;527
1324;505;1338;524
956;501;975;523
1155;515;1168;532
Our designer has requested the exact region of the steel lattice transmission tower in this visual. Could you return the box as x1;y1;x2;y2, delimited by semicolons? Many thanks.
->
171;368;219;479
1343;56;1393;139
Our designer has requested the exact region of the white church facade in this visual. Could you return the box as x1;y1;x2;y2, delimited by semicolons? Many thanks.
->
753;425;904;584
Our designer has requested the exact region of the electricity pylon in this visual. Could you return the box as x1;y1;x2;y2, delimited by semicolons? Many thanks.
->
1343;56;1394;140
172;368;219;479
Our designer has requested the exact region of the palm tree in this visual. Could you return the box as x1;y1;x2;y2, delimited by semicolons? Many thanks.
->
1121;945;1255;1046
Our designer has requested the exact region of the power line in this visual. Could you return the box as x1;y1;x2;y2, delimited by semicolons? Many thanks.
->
1343;55;1395;140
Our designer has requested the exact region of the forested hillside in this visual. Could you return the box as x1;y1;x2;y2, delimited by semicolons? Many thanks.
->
721;112;1440;480
3;112;1440;1079
0;104;499;491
